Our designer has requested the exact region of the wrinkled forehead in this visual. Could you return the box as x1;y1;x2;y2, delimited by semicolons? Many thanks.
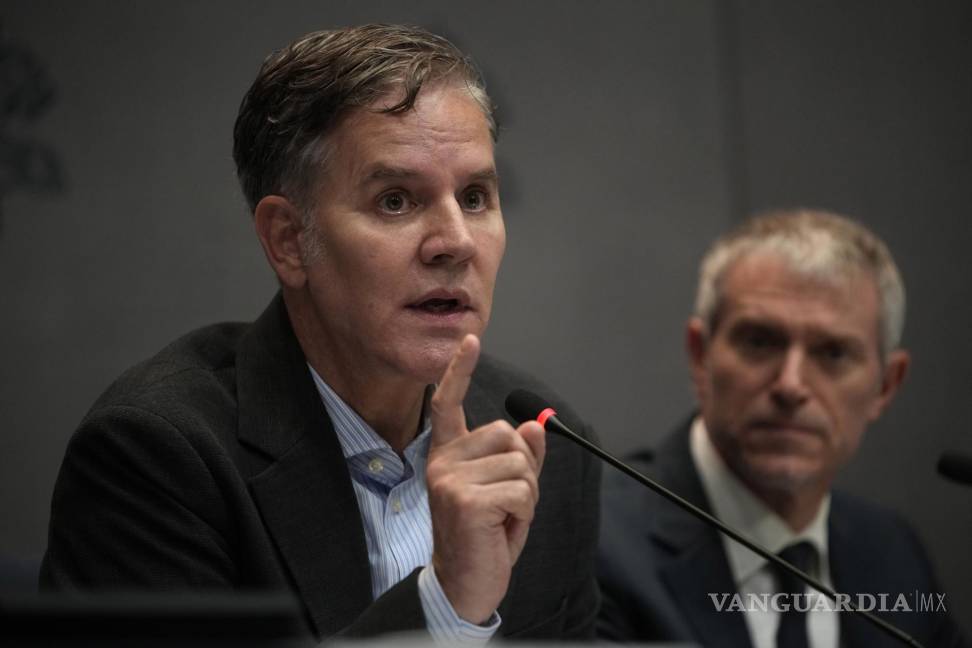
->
356;76;496;138
328;85;496;175
725;248;873;293
715;251;882;338
326;81;491;151
301;82;495;206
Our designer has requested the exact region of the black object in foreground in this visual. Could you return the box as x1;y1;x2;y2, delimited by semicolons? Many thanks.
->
0;591;309;647
505;388;926;648
938;452;972;487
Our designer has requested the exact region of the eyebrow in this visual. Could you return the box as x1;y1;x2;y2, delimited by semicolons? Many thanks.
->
362;165;500;184
730;317;867;348
364;166;419;182
467;169;500;184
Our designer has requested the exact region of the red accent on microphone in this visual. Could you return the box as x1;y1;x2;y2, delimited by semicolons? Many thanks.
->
537;407;557;428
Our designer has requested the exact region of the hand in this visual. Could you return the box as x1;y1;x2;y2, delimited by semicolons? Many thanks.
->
426;334;546;624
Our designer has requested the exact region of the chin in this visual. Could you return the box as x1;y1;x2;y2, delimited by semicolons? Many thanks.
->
738;455;822;496
396;338;464;383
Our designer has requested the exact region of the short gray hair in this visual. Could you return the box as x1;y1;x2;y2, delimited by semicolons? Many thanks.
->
694;209;906;356
232;24;495;218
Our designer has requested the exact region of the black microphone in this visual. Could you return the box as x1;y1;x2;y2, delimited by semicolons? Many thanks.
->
938;452;972;487
505;388;926;648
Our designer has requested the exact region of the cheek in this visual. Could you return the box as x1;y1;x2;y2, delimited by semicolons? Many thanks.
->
473;229;505;299
495;219;507;259
699;369;740;436
709;356;762;410
319;246;402;325
353;239;414;289
478;215;506;263
830;387;878;446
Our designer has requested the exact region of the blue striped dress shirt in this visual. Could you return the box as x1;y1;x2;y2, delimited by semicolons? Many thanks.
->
308;365;499;643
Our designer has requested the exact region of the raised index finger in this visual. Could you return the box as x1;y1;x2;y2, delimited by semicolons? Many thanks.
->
430;334;480;446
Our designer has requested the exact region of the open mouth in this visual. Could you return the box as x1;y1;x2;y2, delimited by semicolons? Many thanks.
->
410;298;467;314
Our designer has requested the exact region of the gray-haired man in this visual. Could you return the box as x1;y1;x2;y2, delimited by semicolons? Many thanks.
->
598;209;966;647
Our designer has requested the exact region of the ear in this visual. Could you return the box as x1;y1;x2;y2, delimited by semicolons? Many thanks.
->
686;316;709;403
254;195;308;289
867;349;910;421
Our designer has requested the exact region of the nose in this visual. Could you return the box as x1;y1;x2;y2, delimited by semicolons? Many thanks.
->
771;347;810;410
419;199;476;266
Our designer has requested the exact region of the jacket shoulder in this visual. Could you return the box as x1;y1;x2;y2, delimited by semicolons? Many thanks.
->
89;321;249;416
830;489;931;566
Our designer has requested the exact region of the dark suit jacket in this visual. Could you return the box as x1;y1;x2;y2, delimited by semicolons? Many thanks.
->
597;419;966;647
41;294;601;640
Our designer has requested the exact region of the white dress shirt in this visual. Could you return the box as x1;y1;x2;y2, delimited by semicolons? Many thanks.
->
690;417;839;648
309;365;499;644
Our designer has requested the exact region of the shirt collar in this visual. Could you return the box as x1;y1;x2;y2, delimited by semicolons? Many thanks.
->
307;364;432;469
689;416;830;584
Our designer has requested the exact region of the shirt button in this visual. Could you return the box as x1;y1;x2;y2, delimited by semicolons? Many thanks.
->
368;458;384;473
391;499;402;513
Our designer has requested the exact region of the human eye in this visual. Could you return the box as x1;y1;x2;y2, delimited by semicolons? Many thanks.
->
731;324;784;358
377;190;416;215
459;187;488;212
812;339;857;371
817;341;847;361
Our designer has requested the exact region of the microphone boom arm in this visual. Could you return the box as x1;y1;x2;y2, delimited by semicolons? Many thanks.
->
538;409;925;648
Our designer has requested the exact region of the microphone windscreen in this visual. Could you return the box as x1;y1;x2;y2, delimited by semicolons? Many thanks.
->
505;389;550;424
937;452;972;486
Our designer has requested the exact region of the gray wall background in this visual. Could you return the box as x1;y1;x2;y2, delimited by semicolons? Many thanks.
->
3;0;970;627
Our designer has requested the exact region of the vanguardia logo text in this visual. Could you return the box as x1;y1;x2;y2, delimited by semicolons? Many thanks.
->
709;591;947;613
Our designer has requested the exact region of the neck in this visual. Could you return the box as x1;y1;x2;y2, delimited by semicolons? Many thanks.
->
330;377;426;455
285;292;427;455
748;480;827;533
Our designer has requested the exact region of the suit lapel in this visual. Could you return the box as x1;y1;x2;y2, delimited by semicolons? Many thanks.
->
659;535;752;648
829;505;898;648
652;425;753;648
236;294;372;637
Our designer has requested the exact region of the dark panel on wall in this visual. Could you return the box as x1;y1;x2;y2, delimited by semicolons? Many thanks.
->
731;0;972;624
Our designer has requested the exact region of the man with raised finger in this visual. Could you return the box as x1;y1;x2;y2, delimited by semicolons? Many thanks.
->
41;24;601;642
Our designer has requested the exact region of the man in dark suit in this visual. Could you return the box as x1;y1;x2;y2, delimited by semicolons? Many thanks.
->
598;210;966;647
41;25;599;642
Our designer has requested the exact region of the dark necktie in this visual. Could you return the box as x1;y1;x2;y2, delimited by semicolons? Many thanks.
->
773;541;817;648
